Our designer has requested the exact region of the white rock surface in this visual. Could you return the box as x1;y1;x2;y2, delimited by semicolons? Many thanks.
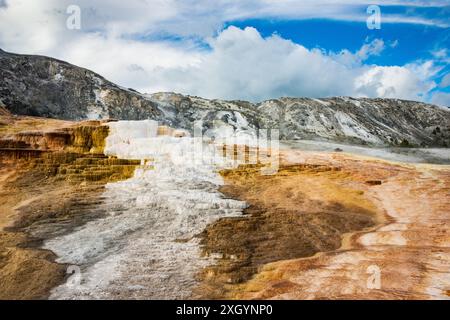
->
44;120;247;299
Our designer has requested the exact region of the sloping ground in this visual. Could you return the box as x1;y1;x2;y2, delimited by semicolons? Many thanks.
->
43;121;248;299
255;97;450;146
196;163;379;298
203;151;450;299
2;49;450;147
0;114;139;299
0;113;448;299
0;49;160;121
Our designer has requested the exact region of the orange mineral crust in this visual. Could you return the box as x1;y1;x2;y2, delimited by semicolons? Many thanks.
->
198;150;450;300
0;113;139;299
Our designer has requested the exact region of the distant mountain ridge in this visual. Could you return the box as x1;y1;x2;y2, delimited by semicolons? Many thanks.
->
1;49;449;147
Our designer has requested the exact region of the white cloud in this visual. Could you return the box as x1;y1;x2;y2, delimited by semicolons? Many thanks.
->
440;73;450;88
431;91;450;107
355;38;386;62
389;40;399;48
354;65;436;99
0;0;448;53
432;48;448;59
146;27;437;102
60;33;203;93
0;0;65;53
0;1;446;103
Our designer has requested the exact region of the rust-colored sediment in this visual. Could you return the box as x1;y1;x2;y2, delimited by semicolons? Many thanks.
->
197;150;450;299
0;111;139;299
2;108;449;300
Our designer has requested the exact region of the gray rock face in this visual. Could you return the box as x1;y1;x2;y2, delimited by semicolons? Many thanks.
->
256;97;450;146
0;49;162;121
1;49;449;147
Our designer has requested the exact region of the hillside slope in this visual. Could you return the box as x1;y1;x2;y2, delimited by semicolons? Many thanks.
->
1;49;449;147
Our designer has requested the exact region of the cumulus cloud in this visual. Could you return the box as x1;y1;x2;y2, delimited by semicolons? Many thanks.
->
354;65;436;99
148;27;438;102
332;38;386;67
60;33;203;93
356;39;385;60
0;0;65;53
440;73;450;88
0;0;178;53
0;0;448;54
431;92;450;107
0;1;446;103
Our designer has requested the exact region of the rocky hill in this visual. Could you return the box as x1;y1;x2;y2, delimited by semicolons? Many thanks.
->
0;49;161;121
1;49;449;147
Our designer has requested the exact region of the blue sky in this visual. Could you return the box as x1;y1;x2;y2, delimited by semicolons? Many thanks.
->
227;18;448;66
226;14;450;102
0;0;449;105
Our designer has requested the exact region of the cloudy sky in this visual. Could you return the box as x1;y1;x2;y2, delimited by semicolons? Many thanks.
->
0;0;449;105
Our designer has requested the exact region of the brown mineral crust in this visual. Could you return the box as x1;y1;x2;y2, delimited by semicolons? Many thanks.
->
196;150;450;300
0;113;139;299
196;153;390;299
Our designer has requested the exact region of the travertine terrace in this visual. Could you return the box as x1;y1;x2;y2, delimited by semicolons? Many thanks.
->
204;151;450;299
0;110;449;300
0;110;139;299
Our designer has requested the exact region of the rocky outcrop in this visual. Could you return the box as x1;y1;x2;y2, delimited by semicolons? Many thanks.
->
1;49;450;147
197;163;379;299
0;50;161;121
149;93;450;147
257;97;450;147
1;113;449;300
199;150;450;299
0;114;140;299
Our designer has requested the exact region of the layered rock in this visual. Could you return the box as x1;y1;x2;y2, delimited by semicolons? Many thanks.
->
42;120;249;299
199;150;450;299
1;113;449;300
0;50;161;121
0;114;139;299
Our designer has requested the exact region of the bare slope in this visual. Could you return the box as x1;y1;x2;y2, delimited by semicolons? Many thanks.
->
1;49;449;147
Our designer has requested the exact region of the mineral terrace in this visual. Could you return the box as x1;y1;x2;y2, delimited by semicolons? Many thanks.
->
0;107;448;299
